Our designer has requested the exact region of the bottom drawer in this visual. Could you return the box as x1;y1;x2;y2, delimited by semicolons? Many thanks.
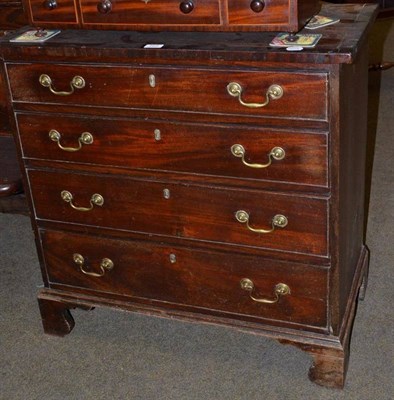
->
41;229;328;328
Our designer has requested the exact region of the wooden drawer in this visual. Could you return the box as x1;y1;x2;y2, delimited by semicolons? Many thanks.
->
7;63;328;121
226;0;320;31
81;0;220;26
228;0;289;26
17;113;328;188
41;229;328;328
29;169;328;256
27;0;79;25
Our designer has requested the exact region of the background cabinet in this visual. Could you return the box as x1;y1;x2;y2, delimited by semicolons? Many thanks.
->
0;0;27;212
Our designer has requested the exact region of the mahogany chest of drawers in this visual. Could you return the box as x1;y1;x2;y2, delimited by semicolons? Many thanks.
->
0;3;377;389
24;0;320;32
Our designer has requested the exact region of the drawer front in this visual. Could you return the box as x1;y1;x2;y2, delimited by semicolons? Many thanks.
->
41;229;328;328
228;0;288;26
17;113;328;188
7;63;328;121
28;0;78;23
29;170;328;256
81;0;220;25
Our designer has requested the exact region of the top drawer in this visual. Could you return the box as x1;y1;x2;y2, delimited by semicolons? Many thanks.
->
7;63;328;121
80;0;220;26
27;0;79;25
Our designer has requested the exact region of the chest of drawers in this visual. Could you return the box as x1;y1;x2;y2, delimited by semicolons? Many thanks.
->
24;0;320;32
0;3;377;389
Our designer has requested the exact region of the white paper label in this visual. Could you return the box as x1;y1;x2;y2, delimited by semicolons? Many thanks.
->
143;44;165;49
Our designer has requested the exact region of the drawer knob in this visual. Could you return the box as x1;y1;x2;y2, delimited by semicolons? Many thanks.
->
227;82;283;108
97;0;112;14
231;144;285;169
73;253;114;278
179;0;194;14
61;190;104;212
235;210;288;234
240;278;290;304
39;74;85;96
250;0;264;13
49;129;93;152
43;0;57;10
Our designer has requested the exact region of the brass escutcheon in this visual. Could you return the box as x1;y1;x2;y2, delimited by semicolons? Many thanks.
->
149;74;156;88
163;188;171;199
154;129;161;141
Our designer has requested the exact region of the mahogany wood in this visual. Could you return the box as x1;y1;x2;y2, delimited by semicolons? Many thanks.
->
37;296;75;336
23;0;321;32
28;168;328;257
0;4;378;389
7;63;328;121
81;0;221;26
0;4;379;66
16;113;329;189
26;0;78;26
0;1;27;31
41;228;328;328
36;244;368;385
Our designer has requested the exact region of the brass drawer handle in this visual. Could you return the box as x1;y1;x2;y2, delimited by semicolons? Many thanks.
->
49;129;93;152
235;210;288;234
227;82;283;108
39;74;85;96
61;190;104;211
240;278;290;304
231;144;285;168
73;253;114;277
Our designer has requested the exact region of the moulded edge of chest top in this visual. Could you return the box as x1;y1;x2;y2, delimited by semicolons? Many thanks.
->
0;28;359;67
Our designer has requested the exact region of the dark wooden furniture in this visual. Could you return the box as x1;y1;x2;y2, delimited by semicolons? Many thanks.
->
369;61;394;71
0;0;28;213
0;0;26;30
0;137;23;195
0;3;377;389
328;0;394;18
0;63;23;201
23;0;321;32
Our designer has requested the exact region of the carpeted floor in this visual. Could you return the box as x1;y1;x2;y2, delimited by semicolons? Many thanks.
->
1;18;393;400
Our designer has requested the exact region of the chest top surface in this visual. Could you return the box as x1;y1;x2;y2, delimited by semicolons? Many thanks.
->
0;4;378;65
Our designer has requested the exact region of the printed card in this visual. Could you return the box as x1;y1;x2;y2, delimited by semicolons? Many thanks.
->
305;15;340;30
10;29;61;43
269;33;322;48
